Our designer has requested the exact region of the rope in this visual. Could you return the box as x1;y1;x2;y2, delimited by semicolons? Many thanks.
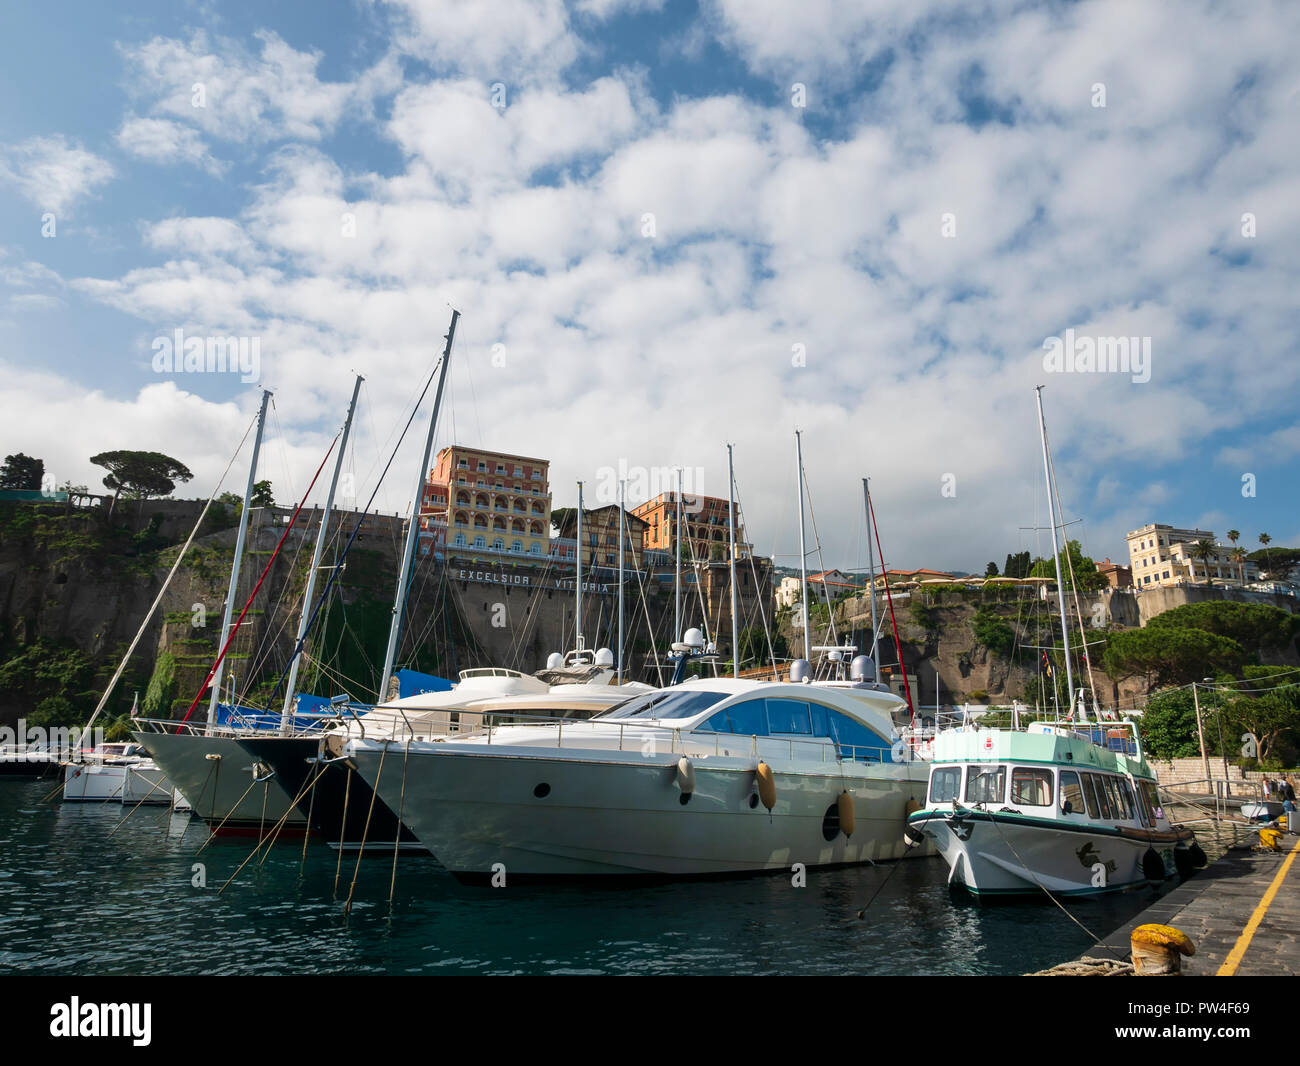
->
980;807;1127;961
389;738;411;911
334;768;352;896
344;742;388;914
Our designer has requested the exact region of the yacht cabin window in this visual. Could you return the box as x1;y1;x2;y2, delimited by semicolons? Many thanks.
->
965;766;1006;805
600;690;729;721
1059;770;1086;815
1139;778;1163;822
1010;767;1053;807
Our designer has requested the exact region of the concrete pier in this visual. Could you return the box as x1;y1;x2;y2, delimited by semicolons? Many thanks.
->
1087;832;1300;975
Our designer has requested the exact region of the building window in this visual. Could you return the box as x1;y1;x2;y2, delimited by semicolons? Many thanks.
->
511;540;523;552
530;543;541;554
454;533;466;547
493;538;505;551
473;535;485;548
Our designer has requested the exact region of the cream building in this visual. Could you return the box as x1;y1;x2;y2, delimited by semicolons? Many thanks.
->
1125;523;1259;588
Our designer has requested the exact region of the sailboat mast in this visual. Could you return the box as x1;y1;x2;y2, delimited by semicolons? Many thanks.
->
281;374;362;724
1035;385;1076;713
576;480;584;652
208;388;271;731
380;309;458;697
795;430;811;663
863;477;879;665
617;478;625;683
728;443;739;679
674;469;682;643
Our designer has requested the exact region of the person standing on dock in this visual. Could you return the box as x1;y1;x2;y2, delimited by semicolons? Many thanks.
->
1285;778;1296;803
1262;775;1272;798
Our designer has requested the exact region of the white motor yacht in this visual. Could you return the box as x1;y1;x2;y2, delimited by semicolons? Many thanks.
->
344;670;930;880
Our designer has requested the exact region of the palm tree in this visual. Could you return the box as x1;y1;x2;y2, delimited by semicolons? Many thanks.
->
1232;546;1247;584
1259;532;1272;577
1226;529;1241;583
1192;538;1216;585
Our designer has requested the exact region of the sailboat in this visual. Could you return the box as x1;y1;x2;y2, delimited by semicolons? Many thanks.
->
906;387;1203;897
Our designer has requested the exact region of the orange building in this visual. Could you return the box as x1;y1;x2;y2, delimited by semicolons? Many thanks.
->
631;492;752;563
423;445;551;558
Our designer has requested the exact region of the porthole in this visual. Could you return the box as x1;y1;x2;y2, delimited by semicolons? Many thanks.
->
533;783;551;798
821;802;841;841
748;793;759;810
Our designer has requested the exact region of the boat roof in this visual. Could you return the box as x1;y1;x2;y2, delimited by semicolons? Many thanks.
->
929;728;1152;779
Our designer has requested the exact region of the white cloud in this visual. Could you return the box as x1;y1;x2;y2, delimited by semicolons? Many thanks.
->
117;117;226;174
0;135;114;215
384;0;579;82
118;30;359;144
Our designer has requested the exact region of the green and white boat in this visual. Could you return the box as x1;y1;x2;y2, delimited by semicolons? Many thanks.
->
907;719;1202;898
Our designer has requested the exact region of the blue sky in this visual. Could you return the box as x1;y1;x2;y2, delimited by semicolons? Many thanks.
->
1;0;1297;575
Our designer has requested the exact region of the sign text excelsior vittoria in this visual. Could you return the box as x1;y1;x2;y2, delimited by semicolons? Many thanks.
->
455;568;614;595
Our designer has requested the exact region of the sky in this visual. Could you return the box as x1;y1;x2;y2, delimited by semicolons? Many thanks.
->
1;0;1297;576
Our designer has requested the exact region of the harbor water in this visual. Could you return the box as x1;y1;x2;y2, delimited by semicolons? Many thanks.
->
0;781;1232;976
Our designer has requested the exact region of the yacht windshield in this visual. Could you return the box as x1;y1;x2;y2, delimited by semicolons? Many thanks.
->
599;689;730;721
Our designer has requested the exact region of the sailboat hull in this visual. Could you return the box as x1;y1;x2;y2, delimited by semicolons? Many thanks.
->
132;731;308;835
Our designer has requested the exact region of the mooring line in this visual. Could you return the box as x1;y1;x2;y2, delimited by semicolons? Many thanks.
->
344;742;388;915
217;763;328;894
334;767;352;896
389;738;411;911
196;773;265;856
107;774;171;837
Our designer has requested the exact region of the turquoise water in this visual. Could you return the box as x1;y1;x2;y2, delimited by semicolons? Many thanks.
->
0;780;1188;975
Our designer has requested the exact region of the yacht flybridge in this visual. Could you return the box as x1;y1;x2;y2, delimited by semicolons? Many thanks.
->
908;718;1202;897
343;658;930;880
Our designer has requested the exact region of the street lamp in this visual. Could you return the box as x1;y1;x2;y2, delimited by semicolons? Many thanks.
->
1205;676;1230;783
1191;679;1211;787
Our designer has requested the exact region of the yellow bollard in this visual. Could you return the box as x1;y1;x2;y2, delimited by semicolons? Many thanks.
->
1130;924;1196;975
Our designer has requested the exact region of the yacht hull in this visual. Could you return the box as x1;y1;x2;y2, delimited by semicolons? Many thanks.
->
348;740;930;878
131;731;308;835
911;808;1191;897
63;762;129;802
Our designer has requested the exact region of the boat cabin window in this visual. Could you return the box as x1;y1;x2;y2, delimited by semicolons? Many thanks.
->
1083;773;1111;819
1059;770;1086;816
1010;768;1053;807
1114;778;1138;822
1130;778;1154;827
930;766;962;804
1101;775;1131;821
1139;779;1164;822
600;690;729;721
765;698;812;735
965;765;1005;805
698;699;891;761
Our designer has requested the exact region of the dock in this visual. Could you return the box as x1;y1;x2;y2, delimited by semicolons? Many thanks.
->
1085;832;1300;975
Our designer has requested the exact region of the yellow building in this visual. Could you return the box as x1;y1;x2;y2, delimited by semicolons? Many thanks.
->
427;445;551;558
1125;523;1259;587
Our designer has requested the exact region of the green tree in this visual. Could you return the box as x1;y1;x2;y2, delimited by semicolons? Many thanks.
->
1215;670;1300;765
1226;529;1241;580
89;450;194;517
550;507;577;536
1145;600;1300;654
1246;546;1299;577
1191;537;1216;585
1003;551;1032;579
1137;688;1203;760
0;453;44;491
250;480;275;508
1258;532;1271;574
984;561;999;577
1103;627;1247;692
1028;540;1104;590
